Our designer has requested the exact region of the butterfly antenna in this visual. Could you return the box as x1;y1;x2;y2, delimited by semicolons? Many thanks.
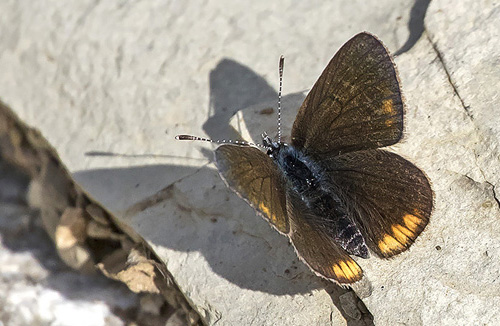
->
277;55;284;143
175;134;265;149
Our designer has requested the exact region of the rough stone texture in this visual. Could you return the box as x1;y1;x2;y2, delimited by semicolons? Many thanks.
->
0;102;198;326
0;159;139;326
0;0;499;325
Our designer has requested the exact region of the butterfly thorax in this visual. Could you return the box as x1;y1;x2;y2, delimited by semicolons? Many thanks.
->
268;143;321;195
263;135;331;204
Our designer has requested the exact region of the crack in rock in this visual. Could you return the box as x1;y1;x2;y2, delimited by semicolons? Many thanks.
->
123;164;210;217
486;181;500;210
425;31;473;120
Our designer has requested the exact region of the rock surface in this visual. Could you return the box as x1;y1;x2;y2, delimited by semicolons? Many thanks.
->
0;0;499;325
0;159;140;326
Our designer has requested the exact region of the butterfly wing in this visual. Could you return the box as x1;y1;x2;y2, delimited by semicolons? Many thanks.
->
215;144;289;233
291;32;403;157
290;32;432;258
324;149;433;258
286;189;363;284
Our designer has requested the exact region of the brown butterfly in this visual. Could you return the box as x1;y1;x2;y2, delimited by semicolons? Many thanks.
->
177;32;433;284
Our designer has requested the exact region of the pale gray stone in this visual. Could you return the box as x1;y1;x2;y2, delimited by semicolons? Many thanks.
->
0;0;498;325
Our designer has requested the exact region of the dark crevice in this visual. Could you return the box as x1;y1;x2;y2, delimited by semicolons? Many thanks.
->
323;281;374;325
463;176;499;210
486;182;500;210
394;0;432;56
425;31;473;120
492;185;500;210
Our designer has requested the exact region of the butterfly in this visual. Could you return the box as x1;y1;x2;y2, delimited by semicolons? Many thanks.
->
177;32;433;284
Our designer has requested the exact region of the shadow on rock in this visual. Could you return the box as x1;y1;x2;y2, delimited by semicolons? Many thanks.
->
394;0;432;56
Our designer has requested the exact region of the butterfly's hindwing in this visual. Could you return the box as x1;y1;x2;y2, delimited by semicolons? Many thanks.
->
324;149;433;258
286;189;363;284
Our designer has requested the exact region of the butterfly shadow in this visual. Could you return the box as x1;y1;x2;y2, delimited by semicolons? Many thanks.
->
73;164;323;296
76;60;314;294
204;58;306;144
77;58;371;320
77;59;316;296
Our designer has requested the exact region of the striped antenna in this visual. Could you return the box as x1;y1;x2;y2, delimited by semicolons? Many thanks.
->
277;55;284;143
175;134;265;149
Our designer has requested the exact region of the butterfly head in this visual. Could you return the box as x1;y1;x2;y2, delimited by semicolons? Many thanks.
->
262;132;283;158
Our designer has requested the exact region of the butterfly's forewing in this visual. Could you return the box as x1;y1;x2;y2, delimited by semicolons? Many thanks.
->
215;145;289;233
286;189;363;284
291;32;403;157
323;149;433;258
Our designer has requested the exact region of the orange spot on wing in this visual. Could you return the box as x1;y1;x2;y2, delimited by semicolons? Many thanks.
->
403;214;421;232
339;261;350;276
333;264;345;279
394;224;414;237
258;203;271;219
333;260;362;283
378;234;405;254
379;213;427;256
382;99;394;114
347;260;362;278
391;224;414;244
